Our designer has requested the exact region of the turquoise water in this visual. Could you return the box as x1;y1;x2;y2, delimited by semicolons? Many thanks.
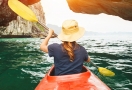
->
0;35;132;90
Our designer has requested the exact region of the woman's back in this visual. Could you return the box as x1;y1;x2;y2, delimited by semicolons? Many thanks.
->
48;43;88;75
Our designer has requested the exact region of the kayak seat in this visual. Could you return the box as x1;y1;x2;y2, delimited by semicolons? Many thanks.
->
49;66;88;76
47;66;91;83
50;67;55;76
81;66;88;72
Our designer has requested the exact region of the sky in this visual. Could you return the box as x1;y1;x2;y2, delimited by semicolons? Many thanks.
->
41;0;132;32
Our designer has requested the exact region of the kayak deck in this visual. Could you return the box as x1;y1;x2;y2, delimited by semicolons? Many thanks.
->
35;65;111;90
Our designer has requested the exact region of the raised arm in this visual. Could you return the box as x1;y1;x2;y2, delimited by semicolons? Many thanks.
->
40;29;54;53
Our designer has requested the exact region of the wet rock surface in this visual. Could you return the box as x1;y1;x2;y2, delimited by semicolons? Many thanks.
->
66;0;132;21
0;0;17;26
0;0;52;38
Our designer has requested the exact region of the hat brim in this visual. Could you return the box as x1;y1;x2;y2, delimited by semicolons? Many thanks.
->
58;27;85;42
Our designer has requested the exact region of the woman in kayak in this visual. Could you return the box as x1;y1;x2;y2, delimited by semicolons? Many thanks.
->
40;19;91;76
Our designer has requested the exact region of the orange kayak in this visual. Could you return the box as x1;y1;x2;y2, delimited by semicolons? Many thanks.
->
35;65;111;90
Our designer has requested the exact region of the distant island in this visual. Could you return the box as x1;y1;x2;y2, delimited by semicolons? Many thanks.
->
47;24;132;36
47;24;61;34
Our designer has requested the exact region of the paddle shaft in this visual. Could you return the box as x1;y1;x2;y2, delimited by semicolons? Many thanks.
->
37;21;50;30
90;61;99;69
37;21;58;37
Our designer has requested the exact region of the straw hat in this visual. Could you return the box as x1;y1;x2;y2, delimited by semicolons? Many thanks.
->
58;19;85;42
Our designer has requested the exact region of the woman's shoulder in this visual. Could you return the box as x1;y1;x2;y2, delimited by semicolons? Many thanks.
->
48;43;62;51
77;44;87;51
48;43;61;47
78;44;85;48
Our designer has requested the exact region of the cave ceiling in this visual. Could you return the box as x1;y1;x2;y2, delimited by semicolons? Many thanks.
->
66;0;132;21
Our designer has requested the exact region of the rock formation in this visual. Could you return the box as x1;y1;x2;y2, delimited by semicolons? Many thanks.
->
2;0;131;38
0;0;50;38
0;0;17;27
66;0;132;21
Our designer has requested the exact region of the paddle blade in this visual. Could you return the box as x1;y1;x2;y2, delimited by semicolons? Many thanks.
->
8;0;38;22
98;67;115;77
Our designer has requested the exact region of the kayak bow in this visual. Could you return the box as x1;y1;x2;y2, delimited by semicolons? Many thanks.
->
35;65;111;90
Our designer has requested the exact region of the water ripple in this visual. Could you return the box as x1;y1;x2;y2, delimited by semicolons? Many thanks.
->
0;37;132;90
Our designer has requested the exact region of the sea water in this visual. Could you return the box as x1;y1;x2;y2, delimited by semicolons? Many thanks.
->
0;34;132;90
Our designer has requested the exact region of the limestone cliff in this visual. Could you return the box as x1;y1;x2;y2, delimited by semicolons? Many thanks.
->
0;0;48;38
